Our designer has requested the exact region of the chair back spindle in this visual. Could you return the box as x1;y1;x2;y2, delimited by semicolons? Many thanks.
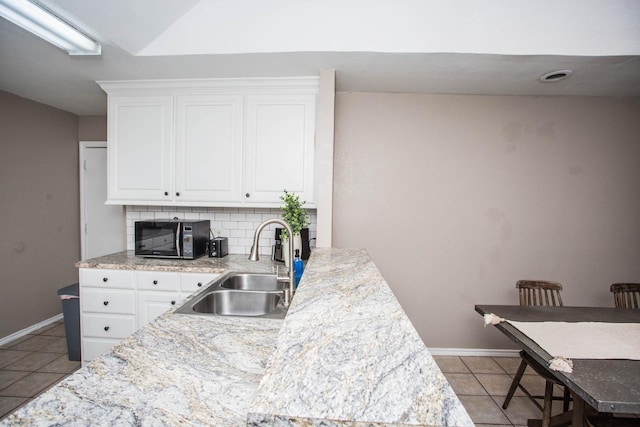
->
517;280;563;307
610;283;640;309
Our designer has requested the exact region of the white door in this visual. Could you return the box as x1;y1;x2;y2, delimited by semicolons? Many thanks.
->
80;142;125;260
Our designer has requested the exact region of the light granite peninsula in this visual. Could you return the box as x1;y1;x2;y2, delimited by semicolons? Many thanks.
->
247;248;472;426
2;248;472;427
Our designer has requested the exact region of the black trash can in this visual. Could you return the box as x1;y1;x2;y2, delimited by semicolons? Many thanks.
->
57;283;81;361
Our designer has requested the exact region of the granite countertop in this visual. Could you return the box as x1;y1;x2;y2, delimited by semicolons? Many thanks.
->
247;248;472;426
75;251;283;274
2;311;282;426
4;248;472;426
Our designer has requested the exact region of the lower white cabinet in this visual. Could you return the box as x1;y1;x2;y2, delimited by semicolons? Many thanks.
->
137;291;180;328
82;338;123;362
79;268;220;364
81;313;137;361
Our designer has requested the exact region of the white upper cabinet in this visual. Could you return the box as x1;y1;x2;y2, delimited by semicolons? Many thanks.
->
244;94;316;204
98;78;318;207
175;94;244;203
107;95;174;202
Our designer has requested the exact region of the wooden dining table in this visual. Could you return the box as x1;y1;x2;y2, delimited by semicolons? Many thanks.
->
475;305;640;427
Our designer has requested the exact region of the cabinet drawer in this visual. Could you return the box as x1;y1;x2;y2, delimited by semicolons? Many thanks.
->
180;273;219;293
82;337;122;363
80;268;134;289
137;271;179;291
82;289;135;314
82;314;136;339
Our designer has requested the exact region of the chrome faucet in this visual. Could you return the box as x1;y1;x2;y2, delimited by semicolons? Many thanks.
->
249;218;295;306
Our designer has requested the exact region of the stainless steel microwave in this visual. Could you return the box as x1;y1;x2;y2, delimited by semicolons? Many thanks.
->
134;220;210;259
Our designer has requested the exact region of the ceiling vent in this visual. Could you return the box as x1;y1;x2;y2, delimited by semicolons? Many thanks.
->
539;70;573;83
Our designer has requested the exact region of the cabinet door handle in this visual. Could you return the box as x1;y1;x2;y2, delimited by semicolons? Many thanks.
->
245;193;250;198
197;282;203;287
176;192;180;197
102;277;108;282
104;326;110;331
164;191;169;196
153;280;158;285
171;300;176;305
103;301;109;306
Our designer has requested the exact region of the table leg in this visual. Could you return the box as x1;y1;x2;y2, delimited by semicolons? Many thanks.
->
571;393;586;427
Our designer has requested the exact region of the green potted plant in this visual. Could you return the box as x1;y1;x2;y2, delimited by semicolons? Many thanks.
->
280;189;309;266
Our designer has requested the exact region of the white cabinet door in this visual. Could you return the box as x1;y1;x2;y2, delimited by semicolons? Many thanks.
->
138;291;180;328
244;94;316;204
175;95;244;203
107;95;174;203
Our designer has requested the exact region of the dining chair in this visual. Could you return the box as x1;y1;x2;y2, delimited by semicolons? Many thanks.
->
503;280;571;427
610;283;640;309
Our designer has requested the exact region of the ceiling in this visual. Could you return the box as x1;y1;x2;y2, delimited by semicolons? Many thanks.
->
1;0;639;116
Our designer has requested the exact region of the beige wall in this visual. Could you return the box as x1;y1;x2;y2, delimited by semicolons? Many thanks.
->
0;91;81;338
332;92;640;349
78;115;107;141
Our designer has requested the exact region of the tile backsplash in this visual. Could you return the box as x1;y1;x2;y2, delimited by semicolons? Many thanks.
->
126;206;317;257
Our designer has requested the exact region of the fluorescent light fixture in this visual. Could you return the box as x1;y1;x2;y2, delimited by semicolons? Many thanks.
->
0;0;101;55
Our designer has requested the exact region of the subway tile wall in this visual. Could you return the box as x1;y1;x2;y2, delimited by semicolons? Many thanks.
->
125;206;317;257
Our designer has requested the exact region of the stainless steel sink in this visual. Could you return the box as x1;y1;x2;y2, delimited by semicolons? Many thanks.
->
189;289;282;316
219;273;285;291
174;272;288;319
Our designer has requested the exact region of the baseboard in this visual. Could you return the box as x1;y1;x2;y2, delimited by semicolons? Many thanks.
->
0;313;64;347
428;347;519;357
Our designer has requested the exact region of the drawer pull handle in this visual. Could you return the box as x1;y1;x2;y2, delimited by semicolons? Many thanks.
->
171;300;176;305
104;326;110;331
197;282;203;287
103;301;109;306
102;277;108;282
153;280;158;285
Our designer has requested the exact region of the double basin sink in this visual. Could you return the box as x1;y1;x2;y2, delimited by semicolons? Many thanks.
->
174;272;288;319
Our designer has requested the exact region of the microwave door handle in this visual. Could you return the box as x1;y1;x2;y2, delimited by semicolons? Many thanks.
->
175;223;181;257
